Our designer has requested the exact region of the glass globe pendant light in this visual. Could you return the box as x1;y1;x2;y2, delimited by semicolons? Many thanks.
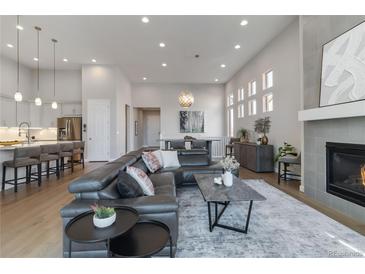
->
51;38;58;109
14;15;22;102
34;26;42;106
178;90;194;108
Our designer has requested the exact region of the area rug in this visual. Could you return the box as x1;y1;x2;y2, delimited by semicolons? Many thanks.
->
175;179;365;258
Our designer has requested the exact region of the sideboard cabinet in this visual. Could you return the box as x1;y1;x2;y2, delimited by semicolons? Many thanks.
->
233;142;274;172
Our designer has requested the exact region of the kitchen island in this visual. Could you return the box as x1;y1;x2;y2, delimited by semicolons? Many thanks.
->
0;141;73;191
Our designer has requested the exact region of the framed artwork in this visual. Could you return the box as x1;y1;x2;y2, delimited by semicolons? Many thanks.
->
320;21;365;107
179;111;204;133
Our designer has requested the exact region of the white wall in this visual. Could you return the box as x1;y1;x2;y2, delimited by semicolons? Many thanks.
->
225;19;301;156
132;83;225;143
82;65;132;160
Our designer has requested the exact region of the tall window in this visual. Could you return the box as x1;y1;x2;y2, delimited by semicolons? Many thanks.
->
227;94;234;107
248;80;256;97
248;99;257;116
263;70;273;90
263;93;273;112
238;104;244;118
227;108;234;137
237;88;244;102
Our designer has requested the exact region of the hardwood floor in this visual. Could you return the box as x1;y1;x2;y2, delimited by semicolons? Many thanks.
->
0;164;363;258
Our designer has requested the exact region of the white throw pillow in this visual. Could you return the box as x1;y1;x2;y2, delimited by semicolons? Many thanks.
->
126;166;155;196
152;150;164;166
160;150;181;168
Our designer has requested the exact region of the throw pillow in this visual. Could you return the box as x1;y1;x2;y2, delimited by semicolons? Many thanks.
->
126;166;155;196
116;171;144;198
142;151;162;173
152;150;164;166
160;150;181;168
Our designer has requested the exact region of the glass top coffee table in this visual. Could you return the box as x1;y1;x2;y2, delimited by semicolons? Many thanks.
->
194;174;266;234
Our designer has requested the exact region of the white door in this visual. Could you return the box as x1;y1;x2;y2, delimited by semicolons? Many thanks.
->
87;99;110;161
143;110;160;146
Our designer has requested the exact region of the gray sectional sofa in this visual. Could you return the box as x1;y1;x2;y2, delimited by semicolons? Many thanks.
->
60;144;224;257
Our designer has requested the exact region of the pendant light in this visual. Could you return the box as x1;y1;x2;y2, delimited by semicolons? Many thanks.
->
14;15;22;102
178;90;194;108
51;38;58;109
34;26;42;106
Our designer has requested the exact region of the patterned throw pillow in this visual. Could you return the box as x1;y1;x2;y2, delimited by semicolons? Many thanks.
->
126;166;155;196
142;151;162;173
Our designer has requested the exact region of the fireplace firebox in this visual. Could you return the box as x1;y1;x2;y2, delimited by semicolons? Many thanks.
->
326;142;365;207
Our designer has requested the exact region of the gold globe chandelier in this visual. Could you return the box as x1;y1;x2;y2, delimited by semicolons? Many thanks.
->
178;90;194;108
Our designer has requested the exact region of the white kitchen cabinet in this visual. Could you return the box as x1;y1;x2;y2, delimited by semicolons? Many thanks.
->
29;104;41;127
17;101;30;125
0;97;16;127
41;104;61;128
61;103;82;116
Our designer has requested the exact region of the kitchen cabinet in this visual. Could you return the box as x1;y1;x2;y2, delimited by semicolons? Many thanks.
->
17;101;30;125
61;103;82;116
41;104;61;128
29;104;41;127
0;97;16;127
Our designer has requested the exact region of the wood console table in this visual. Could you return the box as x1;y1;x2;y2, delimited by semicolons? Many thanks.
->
233;142;274;172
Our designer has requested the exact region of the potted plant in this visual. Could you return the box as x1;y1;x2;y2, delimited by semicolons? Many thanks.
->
254;117;271;145
274;142;298;162
237;128;248;142
90;204;116;228
220;156;240;187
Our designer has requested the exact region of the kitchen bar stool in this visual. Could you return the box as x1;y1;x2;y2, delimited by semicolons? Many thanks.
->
40;144;61;179
60;142;75;173
72;141;85;169
2;147;42;192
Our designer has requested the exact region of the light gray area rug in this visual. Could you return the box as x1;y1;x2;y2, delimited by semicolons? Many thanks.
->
175;179;365;258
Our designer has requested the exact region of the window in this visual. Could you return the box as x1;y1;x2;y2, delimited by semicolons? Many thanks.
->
238;104;244;118
227;108;234;137
263;70;273;90
248;99;257;116
237;88;244;102
227;94;234;107
248;80;256;97
263;93;274;112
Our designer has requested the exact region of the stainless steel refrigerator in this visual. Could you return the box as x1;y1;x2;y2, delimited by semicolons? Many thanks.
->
57;117;82;141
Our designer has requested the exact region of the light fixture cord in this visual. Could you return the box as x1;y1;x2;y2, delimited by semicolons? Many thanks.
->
16;15;20;92
53;40;56;98
37;27;40;95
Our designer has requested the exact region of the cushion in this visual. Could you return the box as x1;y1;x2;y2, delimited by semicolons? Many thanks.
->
152;150;164;166
126;166;155;196
170;140;185;149
192;140;207;149
160;150;181;168
116;171;144;198
142;151;162;173
185;141;191;150
132;158;149;174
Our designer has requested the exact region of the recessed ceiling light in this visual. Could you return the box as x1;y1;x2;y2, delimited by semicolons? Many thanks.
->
91;59;96;63
141;17;149;23
162;63;167;67
240;20;248;26
220;64;226;68
234;44;241;49
159;42;166;48
143;77;147;81
16;25;24;30
33;57;39;61
6;43;14;48
63;58;68;62
214;78;219;82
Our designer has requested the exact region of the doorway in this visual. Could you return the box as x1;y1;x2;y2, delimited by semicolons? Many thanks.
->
125;104;131;153
143;109;160;146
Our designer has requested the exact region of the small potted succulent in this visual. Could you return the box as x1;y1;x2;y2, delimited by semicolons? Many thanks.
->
90;204;116;228
220;156;240;187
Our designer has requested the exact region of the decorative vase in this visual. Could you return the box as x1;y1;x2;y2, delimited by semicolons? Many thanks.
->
93;213;116;228
223;171;233;187
261;135;268;145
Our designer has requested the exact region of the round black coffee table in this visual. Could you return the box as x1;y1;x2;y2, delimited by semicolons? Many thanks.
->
109;220;173;258
65;206;139;258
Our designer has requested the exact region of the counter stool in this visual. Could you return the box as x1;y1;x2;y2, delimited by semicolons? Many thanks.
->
278;153;301;184
72;141;85;169
2;146;42;192
40;144;61;179
60;142;75;173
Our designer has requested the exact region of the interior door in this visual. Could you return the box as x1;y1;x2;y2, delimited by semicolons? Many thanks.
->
125;104;130;153
87;99;110;161
143;109;160;146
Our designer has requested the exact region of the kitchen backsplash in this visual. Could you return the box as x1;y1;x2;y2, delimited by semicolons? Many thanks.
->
0;128;57;141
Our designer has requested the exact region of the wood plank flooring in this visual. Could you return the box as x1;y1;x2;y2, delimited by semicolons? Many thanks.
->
0;164;363;258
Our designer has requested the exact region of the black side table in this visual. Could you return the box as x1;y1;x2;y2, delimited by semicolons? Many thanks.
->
65;206;139;258
109;220;173;258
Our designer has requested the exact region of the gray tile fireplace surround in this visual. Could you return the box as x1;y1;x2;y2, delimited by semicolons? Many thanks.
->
303;117;365;223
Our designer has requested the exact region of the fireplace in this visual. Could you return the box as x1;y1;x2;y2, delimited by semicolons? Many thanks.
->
326;142;365;207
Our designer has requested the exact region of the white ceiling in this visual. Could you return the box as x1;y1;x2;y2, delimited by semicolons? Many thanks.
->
1;15;296;84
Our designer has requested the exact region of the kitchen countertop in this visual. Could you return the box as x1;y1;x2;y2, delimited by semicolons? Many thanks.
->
0;140;74;151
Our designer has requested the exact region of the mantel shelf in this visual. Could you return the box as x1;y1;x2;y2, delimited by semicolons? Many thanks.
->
298;100;365;121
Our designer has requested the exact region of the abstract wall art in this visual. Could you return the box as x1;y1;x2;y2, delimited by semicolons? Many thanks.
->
320;21;365;107
179;111;205;133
